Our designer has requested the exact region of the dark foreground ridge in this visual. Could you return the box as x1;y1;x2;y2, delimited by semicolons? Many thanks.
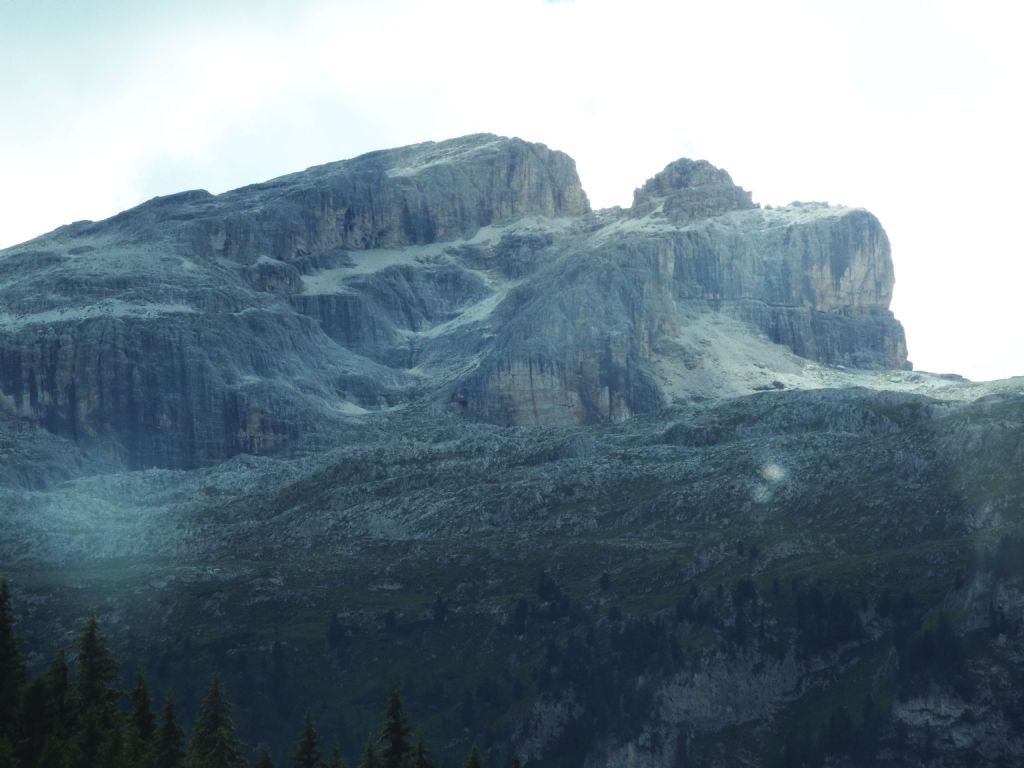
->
0;583;473;768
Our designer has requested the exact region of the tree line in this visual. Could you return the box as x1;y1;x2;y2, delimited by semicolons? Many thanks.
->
0;580;511;768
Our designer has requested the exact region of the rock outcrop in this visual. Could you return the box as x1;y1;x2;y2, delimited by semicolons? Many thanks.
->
630;157;757;222
0;133;908;467
451;200;906;425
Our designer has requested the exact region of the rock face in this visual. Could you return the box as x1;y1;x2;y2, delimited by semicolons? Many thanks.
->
451;198;906;425
0;133;908;468
188;134;590;260
630;158;757;222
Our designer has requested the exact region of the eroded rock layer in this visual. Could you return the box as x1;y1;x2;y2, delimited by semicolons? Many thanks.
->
0;134;908;467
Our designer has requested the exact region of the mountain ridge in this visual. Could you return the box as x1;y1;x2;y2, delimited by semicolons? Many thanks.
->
0;133;908;470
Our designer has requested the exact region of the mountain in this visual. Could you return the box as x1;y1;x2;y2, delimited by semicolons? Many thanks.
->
1;135;1022;767
0;134;906;470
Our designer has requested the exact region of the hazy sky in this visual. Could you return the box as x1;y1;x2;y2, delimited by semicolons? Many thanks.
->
2;0;1022;380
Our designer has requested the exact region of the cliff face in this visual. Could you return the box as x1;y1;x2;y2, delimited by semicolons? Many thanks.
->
0;134;908;467
187;133;591;259
452;198;906;426
630;157;757;222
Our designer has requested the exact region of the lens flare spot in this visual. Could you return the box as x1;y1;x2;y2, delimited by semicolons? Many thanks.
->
760;463;786;483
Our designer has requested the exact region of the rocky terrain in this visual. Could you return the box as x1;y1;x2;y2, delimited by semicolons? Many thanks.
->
1;134;1022;767
0;134;906;469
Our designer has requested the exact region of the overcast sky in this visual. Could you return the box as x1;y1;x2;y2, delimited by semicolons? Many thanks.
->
2;0;1021;380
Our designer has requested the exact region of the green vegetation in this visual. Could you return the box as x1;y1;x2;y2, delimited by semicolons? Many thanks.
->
3;384;1023;766
0;581;496;767
5;517;1024;767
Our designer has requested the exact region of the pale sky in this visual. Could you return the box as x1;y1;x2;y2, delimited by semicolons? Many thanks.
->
2;0;1022;380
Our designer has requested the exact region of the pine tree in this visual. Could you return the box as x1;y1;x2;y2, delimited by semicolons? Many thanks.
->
509;754;522;768
106;719;127;768
35;736;67;768
68;611;122;768
291;711;323;768
15;677;52;767
68;706;124;768
255;747;275;768
15;657;71;768
358;736;379;768
464;744;483;768
155;696;186;768
45;649;71;740
125;674;158;767
410;735;434;768
185;673;245;768
0;738;16;768
72;611;120;710
327;744;347;768
0;580;24;741
379;687;411;768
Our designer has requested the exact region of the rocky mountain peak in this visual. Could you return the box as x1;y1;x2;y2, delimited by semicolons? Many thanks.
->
0;134;909;469
631;157;756;222
60;134;591;263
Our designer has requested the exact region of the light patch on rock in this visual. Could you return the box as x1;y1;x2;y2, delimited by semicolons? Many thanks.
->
0;301;196;329
385;136;508;178
300;245;446;289
335;400;369;416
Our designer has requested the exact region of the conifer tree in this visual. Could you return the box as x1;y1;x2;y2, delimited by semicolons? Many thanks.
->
68;707;123;768
155;696;186;768
185;673;245;768
291;711;323;768
358;736;379;768
464;744;483;768
411;735;434;768
35;736;67;768
0;580;24;741
509;755;522;768
379;687;411;768
15;677;53;766
255;747;276;768
68;611;122;768
72;611;120;710
327;744;347;768
45;649;71;740
27;655;68;768
106;720;127;768
126;674;158;767
0;738;16;768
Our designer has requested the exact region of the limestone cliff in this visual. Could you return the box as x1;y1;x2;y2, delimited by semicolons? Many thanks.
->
451;199;906;426
0;134;908;467
630;157;757;222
